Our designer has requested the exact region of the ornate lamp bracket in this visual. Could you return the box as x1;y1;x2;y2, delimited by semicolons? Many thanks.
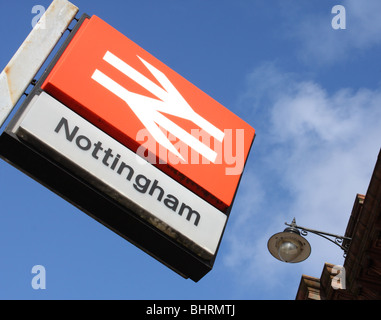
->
285;218;352;257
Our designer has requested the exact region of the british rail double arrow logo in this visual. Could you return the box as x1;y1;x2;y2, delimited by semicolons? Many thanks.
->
92;51;224;163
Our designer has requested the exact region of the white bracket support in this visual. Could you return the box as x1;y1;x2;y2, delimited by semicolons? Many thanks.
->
0;0;79;128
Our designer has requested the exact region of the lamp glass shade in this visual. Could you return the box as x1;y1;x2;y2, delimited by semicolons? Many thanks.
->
267;229;311;263
278;239;302;262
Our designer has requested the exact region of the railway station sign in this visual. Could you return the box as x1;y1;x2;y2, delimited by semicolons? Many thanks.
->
41;15;255;212
0;2;255;281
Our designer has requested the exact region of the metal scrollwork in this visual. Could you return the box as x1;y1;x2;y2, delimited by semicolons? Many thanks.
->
285;218;352;255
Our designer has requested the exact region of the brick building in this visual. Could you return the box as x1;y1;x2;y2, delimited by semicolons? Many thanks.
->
296;149;381;300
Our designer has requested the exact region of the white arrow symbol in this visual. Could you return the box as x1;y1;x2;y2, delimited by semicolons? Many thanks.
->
91;51;224;163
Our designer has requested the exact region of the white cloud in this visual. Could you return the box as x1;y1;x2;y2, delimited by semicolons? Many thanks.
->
222;62;381;297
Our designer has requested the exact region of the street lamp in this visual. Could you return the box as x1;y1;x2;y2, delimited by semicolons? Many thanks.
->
267;218;351;263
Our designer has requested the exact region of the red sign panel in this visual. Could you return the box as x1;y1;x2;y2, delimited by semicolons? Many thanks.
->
42;15;255;212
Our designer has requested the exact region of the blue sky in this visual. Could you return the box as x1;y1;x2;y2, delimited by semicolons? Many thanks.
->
1;0;381;300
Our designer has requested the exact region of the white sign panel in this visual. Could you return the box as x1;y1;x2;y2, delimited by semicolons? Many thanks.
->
13;92;227;259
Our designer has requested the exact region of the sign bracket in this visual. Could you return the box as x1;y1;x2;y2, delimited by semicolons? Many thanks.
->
0;0;79;129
